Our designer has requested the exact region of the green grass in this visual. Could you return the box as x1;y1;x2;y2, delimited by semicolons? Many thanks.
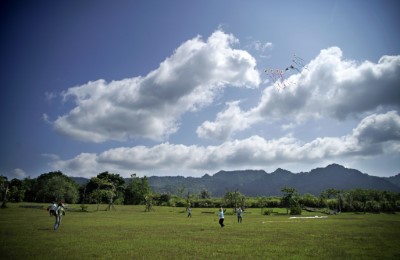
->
1;203;400;259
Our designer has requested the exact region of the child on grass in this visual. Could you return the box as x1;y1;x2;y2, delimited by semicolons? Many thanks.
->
54;202;65;230
218;207;225;227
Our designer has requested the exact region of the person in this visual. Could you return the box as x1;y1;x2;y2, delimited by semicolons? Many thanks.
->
218;207;225;227
48;202;57;217
237;207;243;223
53;202;65;230
187;207;192;218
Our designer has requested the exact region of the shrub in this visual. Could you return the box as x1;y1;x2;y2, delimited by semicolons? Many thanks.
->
366;200;380;213
262;208;273;215
290;202;302;215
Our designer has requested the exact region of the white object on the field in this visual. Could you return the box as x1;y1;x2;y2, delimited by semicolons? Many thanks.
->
289;216;328;219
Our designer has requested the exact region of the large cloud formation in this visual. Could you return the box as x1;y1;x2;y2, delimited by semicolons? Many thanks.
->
47;31;400;178
49;111;400;178
52;30;260;142
198;47;400;141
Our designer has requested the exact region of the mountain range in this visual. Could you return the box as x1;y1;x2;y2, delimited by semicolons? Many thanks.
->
148;164;400;196
71;164;400;197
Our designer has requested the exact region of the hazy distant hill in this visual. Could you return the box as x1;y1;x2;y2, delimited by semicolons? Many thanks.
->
148;164;400;196
386;173;400;187
70;164;400;196
71;177;90;186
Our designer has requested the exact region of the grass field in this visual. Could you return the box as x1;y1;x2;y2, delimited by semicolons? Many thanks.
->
1;203;400;259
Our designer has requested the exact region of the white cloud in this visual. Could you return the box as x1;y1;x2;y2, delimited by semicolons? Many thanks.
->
196;100;260;141
249;41;273;52
352;110;400;154
49;111;400;178
246;40;273;58
200;47;400;140
258;47;400;121
13;168;27;179
45;91;57;101
51;30;260;142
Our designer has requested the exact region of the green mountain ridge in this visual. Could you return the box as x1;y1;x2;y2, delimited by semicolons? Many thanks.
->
70;164;400;196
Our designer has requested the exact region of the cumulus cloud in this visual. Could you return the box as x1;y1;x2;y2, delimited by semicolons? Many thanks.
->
45;91;57;101
51;30;260;142
196;101;260;141
352;110;400;154
199;47;400;140
248;40;273;52
49;111;400;178
13;168;27;179
260;47;400;120
246;40;273;59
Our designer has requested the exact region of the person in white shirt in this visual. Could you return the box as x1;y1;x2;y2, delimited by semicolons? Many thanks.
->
237;207;243;223
53;202;65;230
48;202;57;217
218;207;225;227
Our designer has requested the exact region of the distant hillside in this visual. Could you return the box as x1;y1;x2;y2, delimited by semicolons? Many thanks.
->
149;164;400;196
386;173;400;187
70;164;400;196
70;177;90;185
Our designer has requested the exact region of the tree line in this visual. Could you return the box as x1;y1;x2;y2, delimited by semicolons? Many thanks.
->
1;172;399;214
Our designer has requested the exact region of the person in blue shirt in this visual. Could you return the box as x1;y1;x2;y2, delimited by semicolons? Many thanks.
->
218;207;225;227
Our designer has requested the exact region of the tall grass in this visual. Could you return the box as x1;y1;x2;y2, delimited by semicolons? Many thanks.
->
1;203;399;259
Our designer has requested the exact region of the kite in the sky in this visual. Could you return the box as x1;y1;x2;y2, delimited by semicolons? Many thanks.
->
265;54;307;90
285;65;300;73
291;54;308;71
264;68;287;90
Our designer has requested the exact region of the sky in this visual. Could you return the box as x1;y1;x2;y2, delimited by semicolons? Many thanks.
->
1;0;400;179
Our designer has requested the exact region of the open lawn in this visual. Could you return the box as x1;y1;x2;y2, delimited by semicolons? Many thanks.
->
1;203;399;259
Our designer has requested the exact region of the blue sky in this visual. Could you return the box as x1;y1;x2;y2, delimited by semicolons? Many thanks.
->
1;0;400;179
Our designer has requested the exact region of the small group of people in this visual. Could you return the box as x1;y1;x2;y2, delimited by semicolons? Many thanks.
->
48;202;65;230
218;207;244;227
187;206;243;227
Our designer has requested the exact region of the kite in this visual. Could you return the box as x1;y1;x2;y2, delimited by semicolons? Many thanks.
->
292;54;308;71
264;54;308;90
285;65;300;73
264;68;286;90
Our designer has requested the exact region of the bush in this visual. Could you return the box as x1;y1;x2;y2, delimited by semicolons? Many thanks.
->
80;204;88;212
352;201;364;212
175;200;186;207
290;202;302;215
366;200;380;213
262;208;273;215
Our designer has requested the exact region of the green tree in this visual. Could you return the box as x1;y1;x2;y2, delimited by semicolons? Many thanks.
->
144;194;154;212
351;189;369;214
22;177;37;202
320;188;344;213
8;178;27;202
300;193;319;208
224;190;245;210
88;177;116;211
37;175;79;203
96;172;125;203
280;186;301;215
124;174;152;205
34;171;73;203
0;176;10;208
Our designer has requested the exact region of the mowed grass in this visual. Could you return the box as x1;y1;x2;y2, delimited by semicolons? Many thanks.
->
1;203;400;259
